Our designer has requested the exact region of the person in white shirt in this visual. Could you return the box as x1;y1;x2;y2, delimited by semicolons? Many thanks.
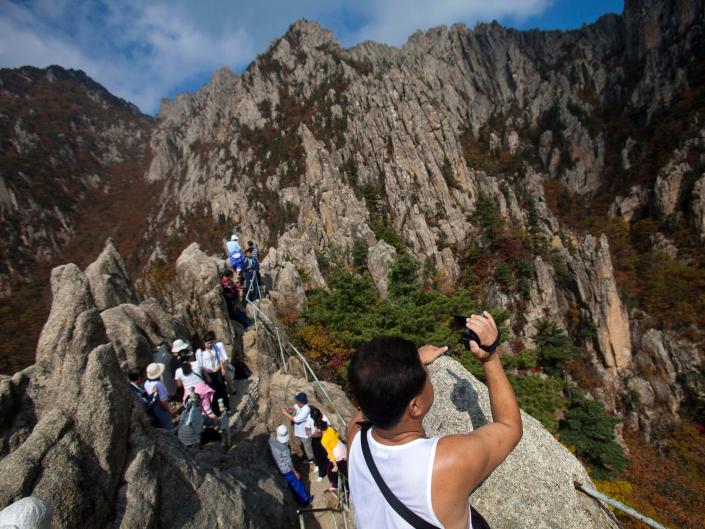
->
174;347;216;418
195;331;230;416
225;234;243;272
282;392;316;467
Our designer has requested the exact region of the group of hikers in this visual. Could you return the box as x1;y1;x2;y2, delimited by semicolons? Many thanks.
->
224;234;262;303
269;391;350;506
128;331;250;447
125;234;263;448
127;229;523;528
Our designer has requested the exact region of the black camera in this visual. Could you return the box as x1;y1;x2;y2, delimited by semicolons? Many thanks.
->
451;314;482;351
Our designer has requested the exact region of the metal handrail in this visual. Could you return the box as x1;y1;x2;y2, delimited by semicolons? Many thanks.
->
574;482;670;529
245;297;348;431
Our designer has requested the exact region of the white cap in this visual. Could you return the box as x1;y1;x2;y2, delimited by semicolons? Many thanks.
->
276;424;289;443
231;234;238;241
171;339;190;353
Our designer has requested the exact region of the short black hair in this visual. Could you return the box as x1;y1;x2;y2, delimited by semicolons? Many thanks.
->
222;269;233;278
128;369;141;382
348;336;426;429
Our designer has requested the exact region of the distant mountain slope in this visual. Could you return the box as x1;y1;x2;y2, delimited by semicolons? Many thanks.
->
0;65;154;372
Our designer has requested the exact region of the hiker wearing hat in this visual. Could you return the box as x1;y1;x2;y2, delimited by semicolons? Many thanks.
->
282;392;316;468
225;234;243;273
144;363;176;431
269;424;312;506
195;331;230;416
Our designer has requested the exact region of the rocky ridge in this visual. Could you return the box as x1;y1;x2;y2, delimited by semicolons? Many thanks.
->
0;241;621;528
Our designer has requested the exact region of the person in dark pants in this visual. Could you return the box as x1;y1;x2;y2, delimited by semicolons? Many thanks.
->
195;331;230;416
243;248;261;302
269;424;312;506
309;406;332;482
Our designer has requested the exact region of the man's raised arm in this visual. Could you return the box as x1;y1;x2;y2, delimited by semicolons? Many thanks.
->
436;312;522;491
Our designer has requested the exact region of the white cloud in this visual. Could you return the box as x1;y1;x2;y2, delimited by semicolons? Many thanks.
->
0;0;554;114
350;0;554;46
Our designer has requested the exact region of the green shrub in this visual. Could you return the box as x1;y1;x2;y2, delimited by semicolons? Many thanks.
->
534;320;579;375
558;389;627;479
508;374;567;433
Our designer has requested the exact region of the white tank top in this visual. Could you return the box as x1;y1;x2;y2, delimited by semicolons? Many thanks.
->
349;429;473;529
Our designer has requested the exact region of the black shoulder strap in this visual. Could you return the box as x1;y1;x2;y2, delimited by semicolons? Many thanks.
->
359;425;440;529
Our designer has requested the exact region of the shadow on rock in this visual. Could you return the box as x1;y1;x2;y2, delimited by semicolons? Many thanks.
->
448;369;488;428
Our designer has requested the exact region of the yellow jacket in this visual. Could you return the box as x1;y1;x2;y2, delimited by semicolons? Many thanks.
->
321;427;340;462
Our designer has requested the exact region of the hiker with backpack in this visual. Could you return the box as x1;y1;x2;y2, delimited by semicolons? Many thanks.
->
226;234;244;272
144;363;176;431
128;369;159;428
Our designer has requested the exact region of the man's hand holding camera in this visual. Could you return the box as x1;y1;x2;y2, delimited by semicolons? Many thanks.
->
465;311;499;362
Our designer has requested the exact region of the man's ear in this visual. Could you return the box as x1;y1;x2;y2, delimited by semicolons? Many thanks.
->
408;395;424;419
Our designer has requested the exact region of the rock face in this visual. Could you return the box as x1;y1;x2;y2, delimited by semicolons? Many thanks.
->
425;356;619;529
0;66;153;298
568;235;632;374
366;240;397;298
173;243;234;349
85;238;139;311
0;248;289;529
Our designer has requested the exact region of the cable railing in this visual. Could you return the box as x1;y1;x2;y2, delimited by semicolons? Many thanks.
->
239;280;352;529
245;292;348;431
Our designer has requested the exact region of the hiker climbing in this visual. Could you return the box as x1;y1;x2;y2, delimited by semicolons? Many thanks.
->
282;392;316;469
174;344;217;419
308;406;332;483
269;424;313;507
243;247;261;302
196;331;231;415
226;234;244;272
220;268;252;328
317;410;348;492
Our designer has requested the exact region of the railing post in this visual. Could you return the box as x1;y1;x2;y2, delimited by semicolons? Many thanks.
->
298;513;306;529
276;327;287;374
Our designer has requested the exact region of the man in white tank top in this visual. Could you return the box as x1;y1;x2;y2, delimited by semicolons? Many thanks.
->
347;312;523;529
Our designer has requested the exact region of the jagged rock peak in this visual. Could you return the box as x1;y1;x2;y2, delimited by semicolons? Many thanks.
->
84;238;139;311
283;18;339;49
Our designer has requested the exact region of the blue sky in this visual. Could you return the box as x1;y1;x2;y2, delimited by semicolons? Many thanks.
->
0;0;623;114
